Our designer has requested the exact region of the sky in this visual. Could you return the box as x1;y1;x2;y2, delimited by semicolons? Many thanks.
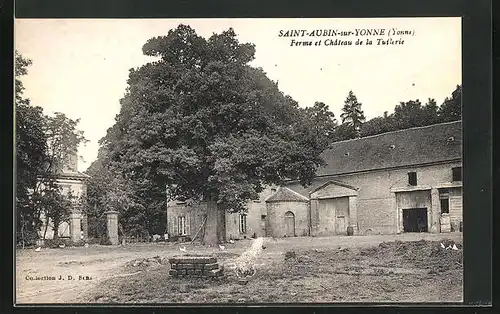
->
14;18;461;172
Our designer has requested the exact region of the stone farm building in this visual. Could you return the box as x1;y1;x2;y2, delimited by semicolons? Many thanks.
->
167;121;463;241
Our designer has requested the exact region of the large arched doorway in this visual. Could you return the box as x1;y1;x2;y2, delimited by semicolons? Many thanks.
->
284;211;295;237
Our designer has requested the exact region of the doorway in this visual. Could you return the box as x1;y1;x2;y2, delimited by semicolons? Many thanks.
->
402;208;428;232
284;211;295;236
335;215;347;234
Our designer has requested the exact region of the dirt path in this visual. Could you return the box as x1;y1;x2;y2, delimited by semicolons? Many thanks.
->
15;233;462;304
16;243;181;303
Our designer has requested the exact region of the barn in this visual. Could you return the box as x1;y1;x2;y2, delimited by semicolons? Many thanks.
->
166;121;463;240
269;120;463;237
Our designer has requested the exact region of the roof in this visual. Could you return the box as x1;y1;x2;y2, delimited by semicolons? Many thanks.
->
265;186;310;202
58;171;91;180
317;121;462;177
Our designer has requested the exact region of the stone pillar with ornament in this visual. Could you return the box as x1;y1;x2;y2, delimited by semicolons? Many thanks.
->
69;211;82;243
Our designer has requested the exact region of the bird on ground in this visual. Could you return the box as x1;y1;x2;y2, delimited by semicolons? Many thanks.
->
229;240;235;244
179;246;187;252
35;247;41;252
219;244;226;250
59;243;65;248
452;244;459;250
440;243;445;249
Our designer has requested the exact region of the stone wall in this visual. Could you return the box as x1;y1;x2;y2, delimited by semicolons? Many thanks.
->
226;186;274;240
168;255;224;279
266;201;310;237
167;201;207;239
286;161;463;235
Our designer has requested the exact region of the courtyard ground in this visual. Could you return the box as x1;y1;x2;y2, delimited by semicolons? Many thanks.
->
15;232;463;304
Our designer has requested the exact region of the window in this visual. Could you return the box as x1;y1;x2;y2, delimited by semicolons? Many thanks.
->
440;190;450;214
239;214;247;234
440;198;450;214
408;172;417;186
452;167;462;182
178;216;187;235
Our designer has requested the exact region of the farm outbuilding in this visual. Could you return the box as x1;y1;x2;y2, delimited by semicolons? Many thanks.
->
167;121;463;241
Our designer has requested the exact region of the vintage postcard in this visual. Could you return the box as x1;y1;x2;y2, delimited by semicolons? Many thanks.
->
14;17;463;304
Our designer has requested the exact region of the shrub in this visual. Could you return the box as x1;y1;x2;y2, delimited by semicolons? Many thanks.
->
87;237;102;245
44;238;68;248
100;235;112;246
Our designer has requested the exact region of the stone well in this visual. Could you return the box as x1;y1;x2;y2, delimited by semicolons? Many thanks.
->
168;255;224;279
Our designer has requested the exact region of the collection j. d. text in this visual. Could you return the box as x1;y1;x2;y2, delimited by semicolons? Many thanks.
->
278;28;416;47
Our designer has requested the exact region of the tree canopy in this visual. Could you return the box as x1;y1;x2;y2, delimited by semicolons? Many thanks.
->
439;85;462;122
100;25;329;244
358;86;461;138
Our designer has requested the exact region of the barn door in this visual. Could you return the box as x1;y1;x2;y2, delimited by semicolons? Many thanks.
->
334;197;349;235
284;211;295;236
335;216;346;234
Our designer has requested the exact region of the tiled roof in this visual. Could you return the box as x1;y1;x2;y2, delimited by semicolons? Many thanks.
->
317;121;462;176
265;186;310;202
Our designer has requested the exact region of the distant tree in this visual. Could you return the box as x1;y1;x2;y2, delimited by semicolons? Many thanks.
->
393;99;428;129
302;101;338;148
105;25;326;245
44;112;88;174
339;91;365;139
422;98;440;125
360;113;398;137
439;85;462;122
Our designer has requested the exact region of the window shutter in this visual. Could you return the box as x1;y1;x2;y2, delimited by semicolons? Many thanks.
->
186;215;191;235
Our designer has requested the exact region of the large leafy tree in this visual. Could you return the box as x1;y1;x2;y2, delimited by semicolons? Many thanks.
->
339;91;366;139
105;25;325;244
85;145;150;239
15;51;49;245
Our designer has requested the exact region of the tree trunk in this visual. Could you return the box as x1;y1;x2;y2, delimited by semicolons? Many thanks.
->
202;197;226;245
43;215;50;240
52;220;60;240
